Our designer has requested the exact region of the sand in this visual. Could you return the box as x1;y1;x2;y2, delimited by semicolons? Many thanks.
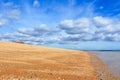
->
0;41;118;80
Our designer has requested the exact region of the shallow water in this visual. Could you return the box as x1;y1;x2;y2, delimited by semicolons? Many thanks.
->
90;51;120;77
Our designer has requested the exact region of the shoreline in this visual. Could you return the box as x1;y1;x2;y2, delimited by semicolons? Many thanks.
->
89;52;119;80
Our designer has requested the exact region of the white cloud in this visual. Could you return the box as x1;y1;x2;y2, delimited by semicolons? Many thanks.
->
60;20;73;29
75;18;90;27
1;16;120;44
0;24;61;44
93;16;112;27
17;24;60;37
60;18;90;29
33;0;40;7
93;16;120;41
60;18;92;34
97;25;120;33
59;16;120;42
94;16;120;33
0;19;8;26
7;9;21;20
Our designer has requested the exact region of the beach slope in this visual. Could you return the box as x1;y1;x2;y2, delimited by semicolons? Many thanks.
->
0;41;118;80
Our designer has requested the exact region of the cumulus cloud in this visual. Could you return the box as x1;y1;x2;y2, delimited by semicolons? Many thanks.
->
93;33;120;41
59;16;120;42
60;34;93;44
0;16;120;45
93;16;112;28
60;18;92;34
0;24;61;45
17;24;60;37
94;17;120;33
93;16;120;41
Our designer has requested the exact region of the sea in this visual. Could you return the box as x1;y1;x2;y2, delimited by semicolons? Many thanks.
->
90;51;120;78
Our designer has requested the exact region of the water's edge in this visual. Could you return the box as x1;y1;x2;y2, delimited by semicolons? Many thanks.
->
90;53;118;80
89;51;120;78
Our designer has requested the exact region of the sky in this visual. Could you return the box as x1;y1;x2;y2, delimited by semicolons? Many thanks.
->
0;0;120;50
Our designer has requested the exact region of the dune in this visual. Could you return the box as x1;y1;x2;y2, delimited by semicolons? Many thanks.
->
0;41;118;80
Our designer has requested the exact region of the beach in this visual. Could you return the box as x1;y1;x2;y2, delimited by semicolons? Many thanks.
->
0;41;118;80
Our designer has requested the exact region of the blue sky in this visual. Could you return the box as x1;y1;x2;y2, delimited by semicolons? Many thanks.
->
0;0;120;50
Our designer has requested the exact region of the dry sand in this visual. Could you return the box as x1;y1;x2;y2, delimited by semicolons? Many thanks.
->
0;41;118;80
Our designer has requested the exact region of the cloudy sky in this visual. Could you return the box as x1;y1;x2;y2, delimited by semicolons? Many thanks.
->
0;0;120;50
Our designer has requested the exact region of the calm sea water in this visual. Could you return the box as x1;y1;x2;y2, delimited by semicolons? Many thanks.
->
90;51;120;77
